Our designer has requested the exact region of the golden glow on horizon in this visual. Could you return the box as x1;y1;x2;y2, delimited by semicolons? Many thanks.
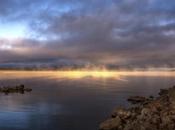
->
0;70;120;79
55;71;120;79
0;70;174;80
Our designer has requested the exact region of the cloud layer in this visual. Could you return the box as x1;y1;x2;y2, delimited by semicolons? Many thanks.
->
0;0;175;68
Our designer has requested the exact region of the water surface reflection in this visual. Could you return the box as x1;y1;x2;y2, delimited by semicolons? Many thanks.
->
0;71;174;130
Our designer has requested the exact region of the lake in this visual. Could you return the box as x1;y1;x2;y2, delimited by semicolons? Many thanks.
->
0;71;174;130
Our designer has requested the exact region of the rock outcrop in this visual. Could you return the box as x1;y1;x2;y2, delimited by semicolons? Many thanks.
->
0;84;32;94
99;86;175;130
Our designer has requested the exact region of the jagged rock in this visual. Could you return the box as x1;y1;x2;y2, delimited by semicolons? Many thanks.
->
99;85;175;130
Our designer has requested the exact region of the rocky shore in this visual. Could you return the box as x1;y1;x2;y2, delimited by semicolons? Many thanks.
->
0;84;32;94
99;86;175;130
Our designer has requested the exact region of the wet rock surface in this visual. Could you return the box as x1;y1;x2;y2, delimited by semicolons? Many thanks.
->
99;85;175;130
0;84;32;94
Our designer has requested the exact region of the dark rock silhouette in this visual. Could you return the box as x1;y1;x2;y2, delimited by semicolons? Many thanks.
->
0;84;32;94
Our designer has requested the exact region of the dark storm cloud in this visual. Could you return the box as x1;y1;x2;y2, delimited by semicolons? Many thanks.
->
0;0;175;68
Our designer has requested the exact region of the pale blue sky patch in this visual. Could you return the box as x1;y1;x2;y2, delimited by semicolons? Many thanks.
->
0;22;27;39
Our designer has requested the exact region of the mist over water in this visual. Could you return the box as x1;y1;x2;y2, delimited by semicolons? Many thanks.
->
0;71;174;130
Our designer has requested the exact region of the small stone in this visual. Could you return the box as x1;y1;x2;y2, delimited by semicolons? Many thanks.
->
24;88;32;92
127;96;147;104
149;96;154;99
158;89;168;96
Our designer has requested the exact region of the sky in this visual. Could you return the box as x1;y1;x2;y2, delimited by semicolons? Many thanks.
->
0;0;175;69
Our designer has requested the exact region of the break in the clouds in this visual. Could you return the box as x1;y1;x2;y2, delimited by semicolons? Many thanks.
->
0;0;175;68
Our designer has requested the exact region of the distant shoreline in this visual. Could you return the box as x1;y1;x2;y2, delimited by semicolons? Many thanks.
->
0;67;174;72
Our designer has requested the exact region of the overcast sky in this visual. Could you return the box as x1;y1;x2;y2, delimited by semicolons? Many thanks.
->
0;0;175;68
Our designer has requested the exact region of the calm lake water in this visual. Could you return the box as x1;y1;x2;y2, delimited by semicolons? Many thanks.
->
0;71;174;130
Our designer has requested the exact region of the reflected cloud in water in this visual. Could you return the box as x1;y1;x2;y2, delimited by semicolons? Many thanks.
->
0;71;174;130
